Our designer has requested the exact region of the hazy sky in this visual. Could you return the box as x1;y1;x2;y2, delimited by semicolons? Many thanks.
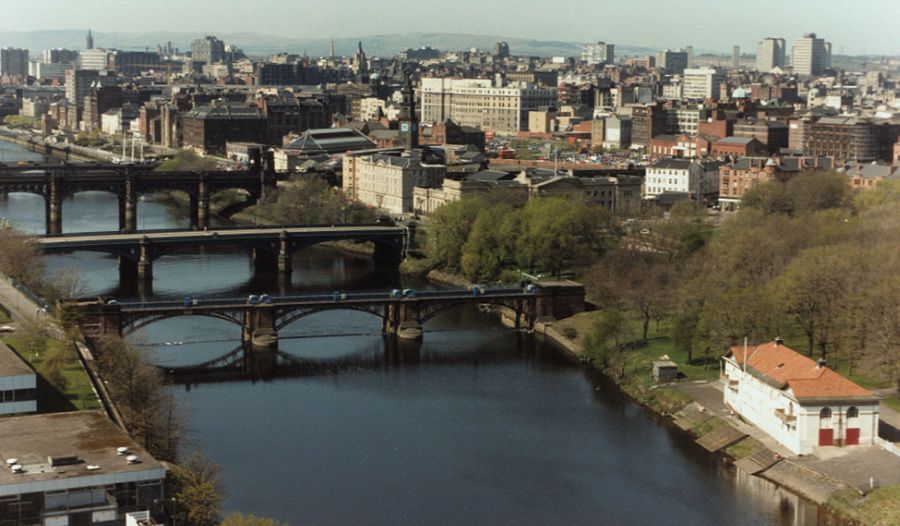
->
1;0;898;54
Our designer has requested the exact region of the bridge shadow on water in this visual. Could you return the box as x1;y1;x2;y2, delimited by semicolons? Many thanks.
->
161;328;567;388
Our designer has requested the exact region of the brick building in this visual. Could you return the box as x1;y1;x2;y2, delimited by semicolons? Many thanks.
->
182;103;267;154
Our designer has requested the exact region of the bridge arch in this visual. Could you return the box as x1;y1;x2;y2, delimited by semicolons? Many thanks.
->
418;297;528;324
123;311;243;336
275;304;386;331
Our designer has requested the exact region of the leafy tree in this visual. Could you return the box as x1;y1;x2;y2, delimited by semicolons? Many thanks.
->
172;453;224;526
786;171;851;213
424;197;484;272
269;175;375;225
854;178;900;210
461;203;514;281
0;227;45;292
583;307;632;373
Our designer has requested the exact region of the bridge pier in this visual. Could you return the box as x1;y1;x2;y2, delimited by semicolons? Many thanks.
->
196;179;210;229
384;302;423;340
242;306;278;351
46;174;63;235
119;173;137;232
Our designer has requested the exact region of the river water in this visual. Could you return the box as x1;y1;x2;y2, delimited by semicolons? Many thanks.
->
0;139;829;525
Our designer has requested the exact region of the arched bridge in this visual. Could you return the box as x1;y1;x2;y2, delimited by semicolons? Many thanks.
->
0;160;278;234
36;225;408;295
60;282;586;347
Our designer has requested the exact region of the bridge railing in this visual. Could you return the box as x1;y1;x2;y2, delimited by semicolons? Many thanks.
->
39;223;404;238
113;287;532;311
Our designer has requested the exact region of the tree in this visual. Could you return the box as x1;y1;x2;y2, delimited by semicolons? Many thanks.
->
221;513;288;526
583;307;631;372
786;171;851;213
172;453;225;526
0;227;45;292
770;245;854;358
460;203;514;281
424;197;485;271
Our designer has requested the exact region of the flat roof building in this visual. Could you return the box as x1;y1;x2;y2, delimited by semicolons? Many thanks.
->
0;411;166;524
0;342;36;416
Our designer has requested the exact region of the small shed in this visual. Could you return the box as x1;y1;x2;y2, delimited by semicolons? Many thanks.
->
652;360;678;382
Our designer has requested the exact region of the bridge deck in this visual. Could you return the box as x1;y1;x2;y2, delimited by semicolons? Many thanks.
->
114;289;532;314
36;225;406;249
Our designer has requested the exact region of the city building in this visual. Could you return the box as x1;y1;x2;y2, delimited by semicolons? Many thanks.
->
630;102;669;147
42;48;79;64
413;171;528;215
582;42;615;66
804;116;900;162
78;48;111;71
345;152;446;215
717;156;835;209
656;49;688;74
723;340;879;455
0;411;166;524
756;38;786;72
420;78;557;135
682;68;726;100
791;33;830;77
734;119;790;153
182;103;267;154
0;48;29;77
844;163;899;190
709;136;768;158
494;41;510;58
65;69;99;108
0;342;36;416
191;36;226;65
649;134;714;159
31;62;72;81
644;158;722;200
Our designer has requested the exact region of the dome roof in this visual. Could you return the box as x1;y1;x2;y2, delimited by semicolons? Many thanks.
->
731;87;749;98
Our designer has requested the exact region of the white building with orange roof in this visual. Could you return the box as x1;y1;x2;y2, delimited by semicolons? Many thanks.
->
722;339;880;455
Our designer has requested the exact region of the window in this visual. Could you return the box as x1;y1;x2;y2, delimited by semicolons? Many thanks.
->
847;406;859;423
819;407;832;427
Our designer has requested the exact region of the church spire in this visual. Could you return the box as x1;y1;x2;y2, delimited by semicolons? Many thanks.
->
86;28;94;50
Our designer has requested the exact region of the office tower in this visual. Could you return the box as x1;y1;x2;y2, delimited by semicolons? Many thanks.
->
756;37;786;71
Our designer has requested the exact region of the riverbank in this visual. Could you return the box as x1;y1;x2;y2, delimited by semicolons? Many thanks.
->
519;308;900;525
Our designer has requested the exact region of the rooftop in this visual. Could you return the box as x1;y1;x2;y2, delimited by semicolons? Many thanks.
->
0;411;165;493
0;342;33;378
728;342;875;402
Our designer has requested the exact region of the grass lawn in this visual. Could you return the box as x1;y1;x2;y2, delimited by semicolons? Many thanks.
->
0;309;10;323
827;485;900;526
3;333;100;412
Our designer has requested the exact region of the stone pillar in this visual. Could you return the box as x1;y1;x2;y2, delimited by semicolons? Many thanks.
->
46;173;63;235
241;305;278;351
277;231;292;277
137;237;153;297
189;194;199;229
121;172;137;232
196;177;210;229
383;300;422;340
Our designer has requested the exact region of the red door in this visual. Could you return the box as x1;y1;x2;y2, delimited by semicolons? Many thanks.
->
845;428;860;445
819;428;834;446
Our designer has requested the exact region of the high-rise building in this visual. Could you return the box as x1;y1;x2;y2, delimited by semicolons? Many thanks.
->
732;46;740;69
682;67;725;100
685;46;694;68
582;42;615;66
43;48;79;64
756;37;786;71
657;49;688;74
494;41;510;58
191;36;226;64
791;33;830;76
78;48;111;71
0;48;29;77
65;69;98;107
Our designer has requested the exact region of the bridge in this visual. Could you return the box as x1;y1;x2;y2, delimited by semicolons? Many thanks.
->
59;282;586;349
0;153;277;234
37;225;408;295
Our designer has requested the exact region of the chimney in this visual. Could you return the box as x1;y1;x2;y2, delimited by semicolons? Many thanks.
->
816;358;827;369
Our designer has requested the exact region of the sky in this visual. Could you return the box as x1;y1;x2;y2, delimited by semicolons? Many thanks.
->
1;0;898;55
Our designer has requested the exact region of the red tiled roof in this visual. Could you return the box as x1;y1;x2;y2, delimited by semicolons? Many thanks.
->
727;342;873;401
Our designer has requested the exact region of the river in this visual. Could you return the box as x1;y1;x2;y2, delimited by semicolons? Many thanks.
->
0;139;829;525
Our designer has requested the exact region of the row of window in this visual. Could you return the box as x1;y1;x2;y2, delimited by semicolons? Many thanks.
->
0;388;36;403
